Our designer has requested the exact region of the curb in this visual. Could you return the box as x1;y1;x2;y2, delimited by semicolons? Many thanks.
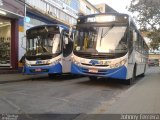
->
0;74;49;84
0;78;31;84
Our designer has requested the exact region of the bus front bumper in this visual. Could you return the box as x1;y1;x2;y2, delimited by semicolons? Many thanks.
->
71;63;127;79
24;63;62;75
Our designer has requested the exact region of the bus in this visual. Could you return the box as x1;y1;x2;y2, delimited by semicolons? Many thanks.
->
23;24;74;78
71;13;149;85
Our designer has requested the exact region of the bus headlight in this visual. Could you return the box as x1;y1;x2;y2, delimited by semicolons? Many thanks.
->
72;57;81;66
25;60;31;67
47;59;61;65
110;59;127;69
73;61;81;66
71;57;76;63
47;61;52;64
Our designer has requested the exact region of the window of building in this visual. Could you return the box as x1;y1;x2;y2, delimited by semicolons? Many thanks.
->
0;18;11;67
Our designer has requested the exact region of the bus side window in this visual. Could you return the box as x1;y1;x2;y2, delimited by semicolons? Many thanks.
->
129;29;133;52
139;36;142;53
137;33;141;52
133;31;138;50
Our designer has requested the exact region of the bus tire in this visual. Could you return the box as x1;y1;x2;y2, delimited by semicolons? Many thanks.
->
126;65;136;85
48;73;55;79
89;76;97;81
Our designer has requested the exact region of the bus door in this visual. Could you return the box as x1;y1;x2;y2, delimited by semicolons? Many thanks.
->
62;31;73;73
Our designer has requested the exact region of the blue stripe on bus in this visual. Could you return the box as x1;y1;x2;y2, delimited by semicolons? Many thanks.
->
24;63;62;75
71;63;127;79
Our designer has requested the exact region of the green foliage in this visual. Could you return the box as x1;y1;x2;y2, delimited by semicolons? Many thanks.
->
148;29;160;50
128;0;160;30
128;0;160;50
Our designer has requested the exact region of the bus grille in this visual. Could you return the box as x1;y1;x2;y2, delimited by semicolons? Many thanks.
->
31;64;49;66
81;63;109;67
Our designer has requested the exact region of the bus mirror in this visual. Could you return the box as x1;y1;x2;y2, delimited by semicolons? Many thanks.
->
21;36;26;50
133;32;137;41
64;37;69;44
69;27;72;38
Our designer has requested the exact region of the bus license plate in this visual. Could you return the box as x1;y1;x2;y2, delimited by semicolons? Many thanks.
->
35;68;42;72
88;69;98;73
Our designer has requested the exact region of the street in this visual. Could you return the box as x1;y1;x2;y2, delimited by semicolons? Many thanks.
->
0;67;159;115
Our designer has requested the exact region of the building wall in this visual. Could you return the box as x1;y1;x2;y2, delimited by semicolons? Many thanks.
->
79;0;100;15
26;0;79;26
95;3;117;13
149;54;160;60
25;0;99;26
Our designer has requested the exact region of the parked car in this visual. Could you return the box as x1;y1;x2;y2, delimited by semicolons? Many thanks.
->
148;59;159;66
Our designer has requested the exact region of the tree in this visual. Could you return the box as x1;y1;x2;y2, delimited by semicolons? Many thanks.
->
128;0;160;50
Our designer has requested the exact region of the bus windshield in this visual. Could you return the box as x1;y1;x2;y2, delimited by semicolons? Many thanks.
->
26;26;61;56
74;26;128;55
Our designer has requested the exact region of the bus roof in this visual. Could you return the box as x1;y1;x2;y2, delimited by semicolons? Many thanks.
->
27;24;69;31
77;13;131;25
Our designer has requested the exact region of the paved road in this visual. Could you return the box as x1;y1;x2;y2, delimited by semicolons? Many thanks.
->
0;67;159;116
0;75;129;114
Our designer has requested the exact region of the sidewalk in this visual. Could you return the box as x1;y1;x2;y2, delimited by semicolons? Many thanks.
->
105;67;160;113
0;73;48;84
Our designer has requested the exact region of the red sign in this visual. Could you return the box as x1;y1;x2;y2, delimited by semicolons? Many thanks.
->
35;68;42;72
89;68;98;73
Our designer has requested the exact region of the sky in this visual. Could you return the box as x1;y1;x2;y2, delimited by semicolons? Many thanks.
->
88;0;132;15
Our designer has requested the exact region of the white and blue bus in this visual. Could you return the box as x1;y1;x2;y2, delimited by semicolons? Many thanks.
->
23;24;74;78
71;13;149;84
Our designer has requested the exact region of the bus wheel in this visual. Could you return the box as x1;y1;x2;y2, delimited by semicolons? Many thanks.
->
126;66;136;85
48;74;55;79
89;76;98;81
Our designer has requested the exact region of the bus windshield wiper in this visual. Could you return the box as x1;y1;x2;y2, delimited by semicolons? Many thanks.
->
102;25;114;38
100;25;114;46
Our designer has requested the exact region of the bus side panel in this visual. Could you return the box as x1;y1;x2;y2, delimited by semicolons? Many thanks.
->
127;50;147;79
136;63;146;76
135;50;147;76
126;50;135;79
126;63;134;79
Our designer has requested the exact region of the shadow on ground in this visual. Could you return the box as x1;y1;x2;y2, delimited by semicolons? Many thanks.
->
30;74;84;81
76;75;145;88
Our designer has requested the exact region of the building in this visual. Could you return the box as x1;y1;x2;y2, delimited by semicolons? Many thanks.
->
0;0;25;71
79;0;100;15
95;3;117;13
